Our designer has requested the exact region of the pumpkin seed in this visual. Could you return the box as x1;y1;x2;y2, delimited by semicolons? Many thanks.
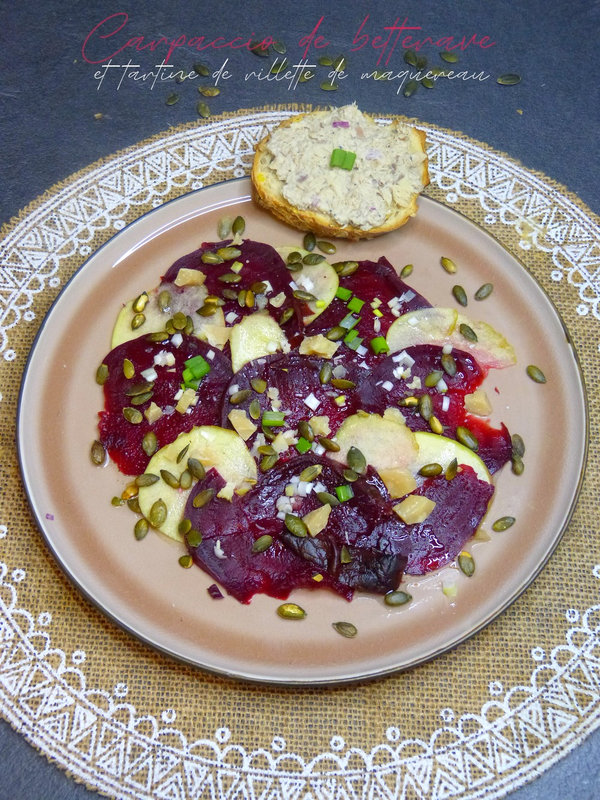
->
492;515;516;532
331;378;356;390
193;488;215;508
474;282;493;300
425;370;444;388
127;496;141;514
250;377;267;393
130;390;153;406
404;49;418;67
279;308;294;326
403;79;419;97
218;272;242;284
125;380;154;397
343;468;358;482
158;290;171;311
230;388;252;405
146;330;169;342
160;469;179;489
459;323;478;342
286;261;302;273
440;256;457;274
111;496;124;506
277;603;306;619
197;101;211;118
429;415;444;435
326;325;346;341
299;464;322;483
270;59;288;75
201;251;224;265
298;419;314;442
441;352;457;377
250;40;270;57
232;215;245;236
347;446;366;474
257;444;276;456
187;457;205;480
178;555;193;568
179;469;192;490
178;518;192;537
123;358;135;379
302;252;325;265
458;552;475;577
95;363;109;385
511;457;525;476
166;92;179;106
184;315;194;336
198;302;218;317
272;40;287;55
511;433;526;458
250;281;268;295
400;264;413;279
142;431;158;457
90;440;106;466
319;363;333;385
332;54;347;70
132;291;149;313
318;54;333;66
452;285;468;307
172;311;187;330
249;399;261;420
222;288;238;300
418;394;433;420
497;73;521;85
135;473;160;487
384;590;412;606
193;62;210;76
526;365;547;384
217;217;232;238
440;50;459;63
340;545;352;563
421;76;435;89
123;407;143;424
260;454;278;471
134;518;149;540
319;436;340;452
332;621;357;638
285;514;308;537
399;396;419;408
148;499;167;527
198;85;220;97
317;491;340;507
303;232;316;251
252;534;273;553
287;250;303;264
334;260;359;277
317;240;336;254
121;483;138;500
419;462;443;477
216;246;242;260
456;425;479;451
186;528;202;547
321;80;339;91
237;289;247;307
293;289;317;302
445;457;458;480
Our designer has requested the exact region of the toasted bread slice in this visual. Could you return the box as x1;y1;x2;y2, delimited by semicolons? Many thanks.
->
251;105;429;239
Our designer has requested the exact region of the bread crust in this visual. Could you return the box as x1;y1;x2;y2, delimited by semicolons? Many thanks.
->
251;110;429;240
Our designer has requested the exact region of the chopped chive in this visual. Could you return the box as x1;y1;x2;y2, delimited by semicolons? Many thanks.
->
370;336;390;355
373;308;383;318
344;329;359;344
347;296;365;313
345;336;363;351
184;355;210;380
339;313;360;330
262;410;285;427
335;286;353;301
330;148;356;170
335;484;354;502
296;436;312;454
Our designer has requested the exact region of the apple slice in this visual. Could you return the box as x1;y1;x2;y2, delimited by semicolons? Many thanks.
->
327;411;418;472
229;310;291;373
137;426;257;541
276;245;339;324
386;307;516;369
412;431;492;483
111;282;225;349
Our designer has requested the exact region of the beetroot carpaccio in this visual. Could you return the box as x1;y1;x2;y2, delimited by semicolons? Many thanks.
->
95;232;518;607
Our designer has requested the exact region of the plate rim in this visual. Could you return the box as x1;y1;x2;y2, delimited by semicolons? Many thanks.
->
16;177;590;685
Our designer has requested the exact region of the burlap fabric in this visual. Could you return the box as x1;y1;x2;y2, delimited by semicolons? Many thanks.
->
1;109;598;799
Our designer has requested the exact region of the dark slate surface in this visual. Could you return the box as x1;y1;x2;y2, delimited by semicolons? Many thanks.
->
1;1;598;798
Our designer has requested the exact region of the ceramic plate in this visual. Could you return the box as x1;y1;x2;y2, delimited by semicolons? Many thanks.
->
17;178;587;684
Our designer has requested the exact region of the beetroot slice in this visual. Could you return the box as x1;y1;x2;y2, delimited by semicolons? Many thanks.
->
184;456;408;603
98;334;232;475
359;345;512;473
220;351;364;448
306;257;430;366
162;238;303;343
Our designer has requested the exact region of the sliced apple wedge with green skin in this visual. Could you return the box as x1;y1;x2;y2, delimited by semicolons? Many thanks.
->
276;246;339;324
412;431;492;483
111;282;221;349
386;307;516;369
229;310;291;373
327;412;419;472
138;426;257;541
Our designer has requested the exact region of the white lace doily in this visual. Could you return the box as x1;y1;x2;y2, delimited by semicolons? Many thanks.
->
1;110;599;799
